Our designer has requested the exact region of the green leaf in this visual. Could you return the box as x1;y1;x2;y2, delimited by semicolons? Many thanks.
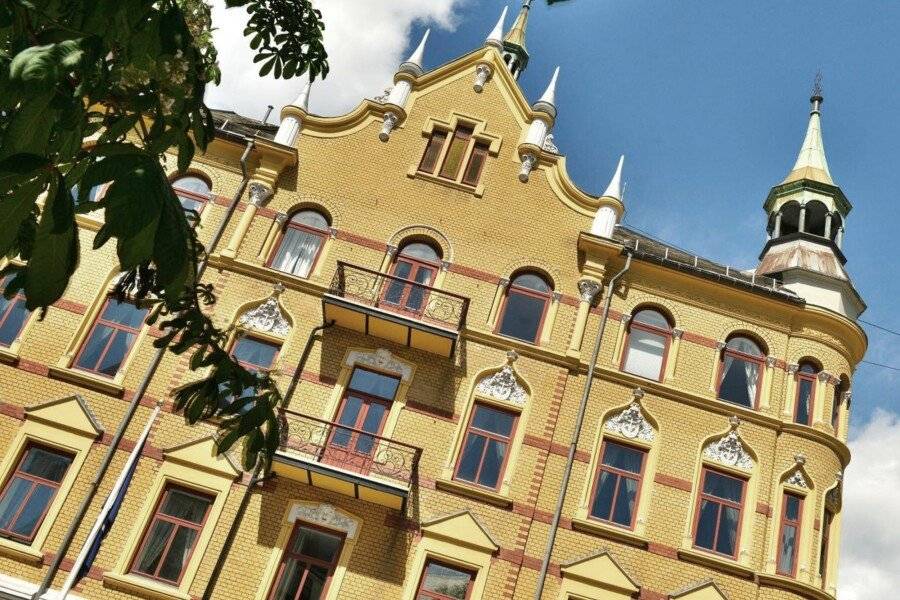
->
23;174;78;309
9;40;84;92
0;174;47;256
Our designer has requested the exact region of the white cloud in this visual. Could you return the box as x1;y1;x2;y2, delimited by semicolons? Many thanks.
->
839;409;900;599
206;0;465;121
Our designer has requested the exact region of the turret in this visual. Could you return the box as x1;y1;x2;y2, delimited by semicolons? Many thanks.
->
590;155;625;238
518;67;559;182
274;79;312;147
379;29;430;142
502;1;531;79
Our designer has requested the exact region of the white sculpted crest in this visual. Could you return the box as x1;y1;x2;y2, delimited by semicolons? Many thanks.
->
475;365;527;406
703;430;754;470
786;469;808;488
238;297;290;337
604;402;655;442
345;348;412;382
288;503;358;539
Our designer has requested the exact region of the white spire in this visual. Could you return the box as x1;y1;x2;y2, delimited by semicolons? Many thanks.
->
601;154;625;200
290;79;312;111
486;6;508;48
783;98;833;185
400;29;430;76
538;66;560;107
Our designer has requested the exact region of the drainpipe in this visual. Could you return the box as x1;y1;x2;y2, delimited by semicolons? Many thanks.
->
201;318;334;600
33;132;259;600
533;251;632;600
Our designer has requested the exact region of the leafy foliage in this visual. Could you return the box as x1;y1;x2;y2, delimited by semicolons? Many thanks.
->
0;0;328;470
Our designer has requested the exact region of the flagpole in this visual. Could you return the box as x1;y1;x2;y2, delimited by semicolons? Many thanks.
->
57;399;163;599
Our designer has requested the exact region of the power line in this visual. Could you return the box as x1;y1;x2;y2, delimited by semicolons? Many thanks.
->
860;318;900;338
860;360;900;373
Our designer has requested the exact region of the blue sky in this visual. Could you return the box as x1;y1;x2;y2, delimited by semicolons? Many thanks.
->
404;0;899;431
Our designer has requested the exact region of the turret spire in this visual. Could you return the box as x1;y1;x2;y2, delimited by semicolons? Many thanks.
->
274;79;312;146
400;29;430;77
601;155;625;200
502;1;531;78
783;77;833;185
291;79;312;112
590;155;626;238
532;66;559;117
504;0;531;48
486;6;508;48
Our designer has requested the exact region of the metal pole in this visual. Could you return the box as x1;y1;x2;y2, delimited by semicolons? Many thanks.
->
32;136;257;600
533;252;632;600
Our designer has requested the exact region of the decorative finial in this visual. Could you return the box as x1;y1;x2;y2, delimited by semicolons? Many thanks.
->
632;387;644;400
486;5;508;48
794;453;807;466
728;415;741;429
273;282;286;296
400;29;430;76
600;155;625;200
810;71;823;114
533;66;560;117
292;79;312;112
506;349;519;364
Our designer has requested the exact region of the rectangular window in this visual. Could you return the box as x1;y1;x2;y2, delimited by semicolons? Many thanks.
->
819;509;833;583
454;403;517;490
589;441;646;529
776;492;803;576
461;142;489;186
831;386;842;430
795;375;815;425
0;445;72;542
693;468;746;559
415;559;475;600
0;275;30;347
418;131;447;174
438;126;473;180
131;486;212;585
74;298;148;377
268;523;344;600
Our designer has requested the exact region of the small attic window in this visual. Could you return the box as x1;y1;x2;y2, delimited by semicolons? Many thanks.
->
418;124;491;188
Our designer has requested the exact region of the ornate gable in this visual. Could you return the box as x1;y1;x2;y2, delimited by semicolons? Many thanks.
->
25;395;103;438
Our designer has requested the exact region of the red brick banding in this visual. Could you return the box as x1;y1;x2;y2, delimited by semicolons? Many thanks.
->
654;472;693;492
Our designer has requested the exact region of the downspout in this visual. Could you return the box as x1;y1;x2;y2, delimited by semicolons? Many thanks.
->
201;319;334;600
33;131;259;600
533;251;632;600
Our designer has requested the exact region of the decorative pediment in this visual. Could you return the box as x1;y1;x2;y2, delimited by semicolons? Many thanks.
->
421;510;499;554
238;284;291;337
474;351;528;407
670;579;729;600
604;393;655;442
560;550;639;595
786;469;808;488
25;395;103;438
703;418;754;471
289;503;359;539
163;436;241;479
345;348;412;382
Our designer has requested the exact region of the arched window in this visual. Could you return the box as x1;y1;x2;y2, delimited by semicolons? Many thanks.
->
717;335;765;409
172;175;211;217
382;240;442;315
269;209;331;279
621;308;672;381
794;361;819;426
496;272;553;344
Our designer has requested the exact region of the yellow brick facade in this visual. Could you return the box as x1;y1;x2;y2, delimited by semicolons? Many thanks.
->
0;43;864;600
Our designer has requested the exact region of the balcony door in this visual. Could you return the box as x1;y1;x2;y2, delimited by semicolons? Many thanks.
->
381;241;441;316
325;367;400;475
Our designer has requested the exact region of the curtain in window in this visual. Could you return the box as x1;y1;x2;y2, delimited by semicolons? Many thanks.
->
623;329;666;379
272;228;322;278
743;360;758;404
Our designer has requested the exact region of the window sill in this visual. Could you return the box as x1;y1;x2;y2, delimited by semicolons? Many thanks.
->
435;478;512;509
0;346;20;365
48;365;125;397
570;517;648;548
103;573;191;600
0;537;44;565
407;169;485;198
677;548;755;579
756;573;834;600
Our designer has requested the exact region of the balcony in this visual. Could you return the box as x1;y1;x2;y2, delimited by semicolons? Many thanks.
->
273;410;421;511
322;262;470;357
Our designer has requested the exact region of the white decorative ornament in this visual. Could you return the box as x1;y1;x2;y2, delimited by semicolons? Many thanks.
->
703;425;754;470
473;64;492;92
346;348;412;382
604;402;655;442
786;469;808;488
476;360;527;407
373;86;392;103
288;503;358;539
542;133;559;154
519;153;537;182
238;295;290;337
379;112;398;142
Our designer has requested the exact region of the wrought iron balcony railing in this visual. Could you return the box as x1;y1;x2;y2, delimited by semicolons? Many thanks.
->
327;261;470;332
279;410;421;491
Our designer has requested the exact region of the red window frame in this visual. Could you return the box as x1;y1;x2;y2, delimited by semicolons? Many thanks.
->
0;275;29;347
776;492;804;577
418;130;447;174
619;309;672;382
418;125;489;187
453;402;518;491
0;443;73;542
230;335;280;373
794;362;818;426
461;142;490;187
171;176;211;217
73;298;145;378
692;467;747;560
819;508;833;584
380;249;440;317
495;278;552;345
587;440;647;530
130;485;213;585
266;212;330;278
716;338;766;409
414;559;476;600
267;521;345;600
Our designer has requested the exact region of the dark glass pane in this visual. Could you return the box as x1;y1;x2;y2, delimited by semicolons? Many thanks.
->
96;330;134;376
456;434;485;483
471;405;515;437
439;127;472;179
355;403;387;455
799;362;818;374
795;379;813;424
498;291;546;343
462;145;488;186
612;476;638;526
477;439;506;488
715;505;739;556
333;397;362;448
419;131;446;174
421;562;471;599
633;309;669;329
135;520;175;574
703;471;744;503
778;524;798;574
291;210;329;230
10;484;54;537
158;526;197;582
0;295;28;347
233;337;279;371
590;470;616;520
694;499;718;550
0;478;31;530
718;356;756;408
295;527;342;562
348;369;400;400
602;442;644;474
299;564;328;600
404;266;435;312
399;242;441;261
75;324;114;371
384;261;413;305
271;558;304;600
160;489;211;523
784;495;801;521
510;273;551;292
20;447;72;482
101;300;147;328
